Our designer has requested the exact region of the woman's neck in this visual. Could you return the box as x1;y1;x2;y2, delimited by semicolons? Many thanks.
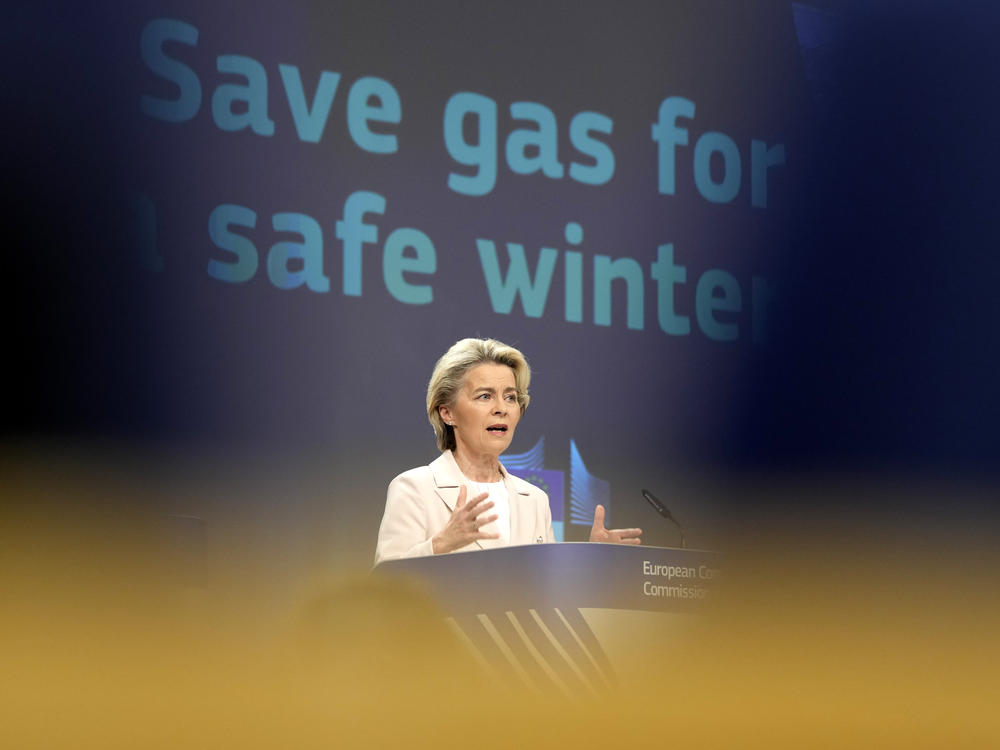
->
452;447;503;483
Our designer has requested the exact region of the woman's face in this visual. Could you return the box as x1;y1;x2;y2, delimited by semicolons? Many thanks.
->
439;363;521;459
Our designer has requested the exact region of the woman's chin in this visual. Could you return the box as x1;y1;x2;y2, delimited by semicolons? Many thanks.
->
495;435;515;453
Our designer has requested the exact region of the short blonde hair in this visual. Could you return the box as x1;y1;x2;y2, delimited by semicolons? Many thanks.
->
426;338;531;452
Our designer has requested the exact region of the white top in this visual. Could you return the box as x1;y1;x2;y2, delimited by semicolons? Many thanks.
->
467;479;511;546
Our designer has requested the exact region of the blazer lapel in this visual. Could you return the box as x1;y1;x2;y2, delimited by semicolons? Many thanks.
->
430;451;489;550
504;471;535;547
429;451;463;513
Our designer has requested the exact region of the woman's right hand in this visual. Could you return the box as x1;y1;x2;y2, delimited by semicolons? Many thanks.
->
431;485;499;554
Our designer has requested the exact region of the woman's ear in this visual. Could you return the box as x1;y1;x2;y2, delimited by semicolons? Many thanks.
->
438;404;453;426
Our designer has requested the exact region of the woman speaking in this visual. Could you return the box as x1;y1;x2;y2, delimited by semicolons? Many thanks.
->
374;338;641;564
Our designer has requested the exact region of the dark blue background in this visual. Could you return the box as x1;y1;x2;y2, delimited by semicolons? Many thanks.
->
5;1;997;566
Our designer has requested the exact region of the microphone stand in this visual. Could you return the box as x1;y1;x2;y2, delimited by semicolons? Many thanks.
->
641;488;687;549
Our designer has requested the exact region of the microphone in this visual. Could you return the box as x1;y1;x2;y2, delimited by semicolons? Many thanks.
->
641;489;687;549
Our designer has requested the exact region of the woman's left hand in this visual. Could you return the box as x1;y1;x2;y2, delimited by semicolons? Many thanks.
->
589;504;642;545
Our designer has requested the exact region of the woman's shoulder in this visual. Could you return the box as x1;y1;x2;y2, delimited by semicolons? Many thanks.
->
389;452;451;486
390;462;434;485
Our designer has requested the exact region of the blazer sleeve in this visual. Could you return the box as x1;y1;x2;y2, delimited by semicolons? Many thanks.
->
543;496;555;543
373;469;437;566
539;487;555;543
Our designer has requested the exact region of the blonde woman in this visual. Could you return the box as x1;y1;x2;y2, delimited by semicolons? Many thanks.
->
374;338;641;564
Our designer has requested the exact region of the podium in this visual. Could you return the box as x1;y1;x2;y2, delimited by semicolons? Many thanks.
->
375;542;719;694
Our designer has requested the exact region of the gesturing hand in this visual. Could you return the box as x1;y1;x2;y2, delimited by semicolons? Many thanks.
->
589;504;642;545
431;485;500;554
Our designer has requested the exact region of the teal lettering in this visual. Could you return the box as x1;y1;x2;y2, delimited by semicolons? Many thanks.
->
383;228;436;304
751;140;786;209
506;102;563;179
211;55;275;135
278;64;340;143
565;251;583;323
444;93;497;196
696;269;741;341
694;132;741;204
594;255;644;330
569;111;614;185
131;193;163;272
650;243;690;335
335;191;386;296
267;212;328;291
139;18;201;122
476;240;557;318
347;77;401;154
564;222;584;323
208;204;258;283
651;97;694;195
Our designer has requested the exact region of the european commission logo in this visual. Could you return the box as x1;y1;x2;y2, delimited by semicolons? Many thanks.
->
503;437;609;542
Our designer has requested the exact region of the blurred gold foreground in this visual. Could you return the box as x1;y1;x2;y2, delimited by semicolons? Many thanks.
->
2;451;998;749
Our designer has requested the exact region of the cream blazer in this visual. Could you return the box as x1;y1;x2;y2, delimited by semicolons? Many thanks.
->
374;450;554;566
